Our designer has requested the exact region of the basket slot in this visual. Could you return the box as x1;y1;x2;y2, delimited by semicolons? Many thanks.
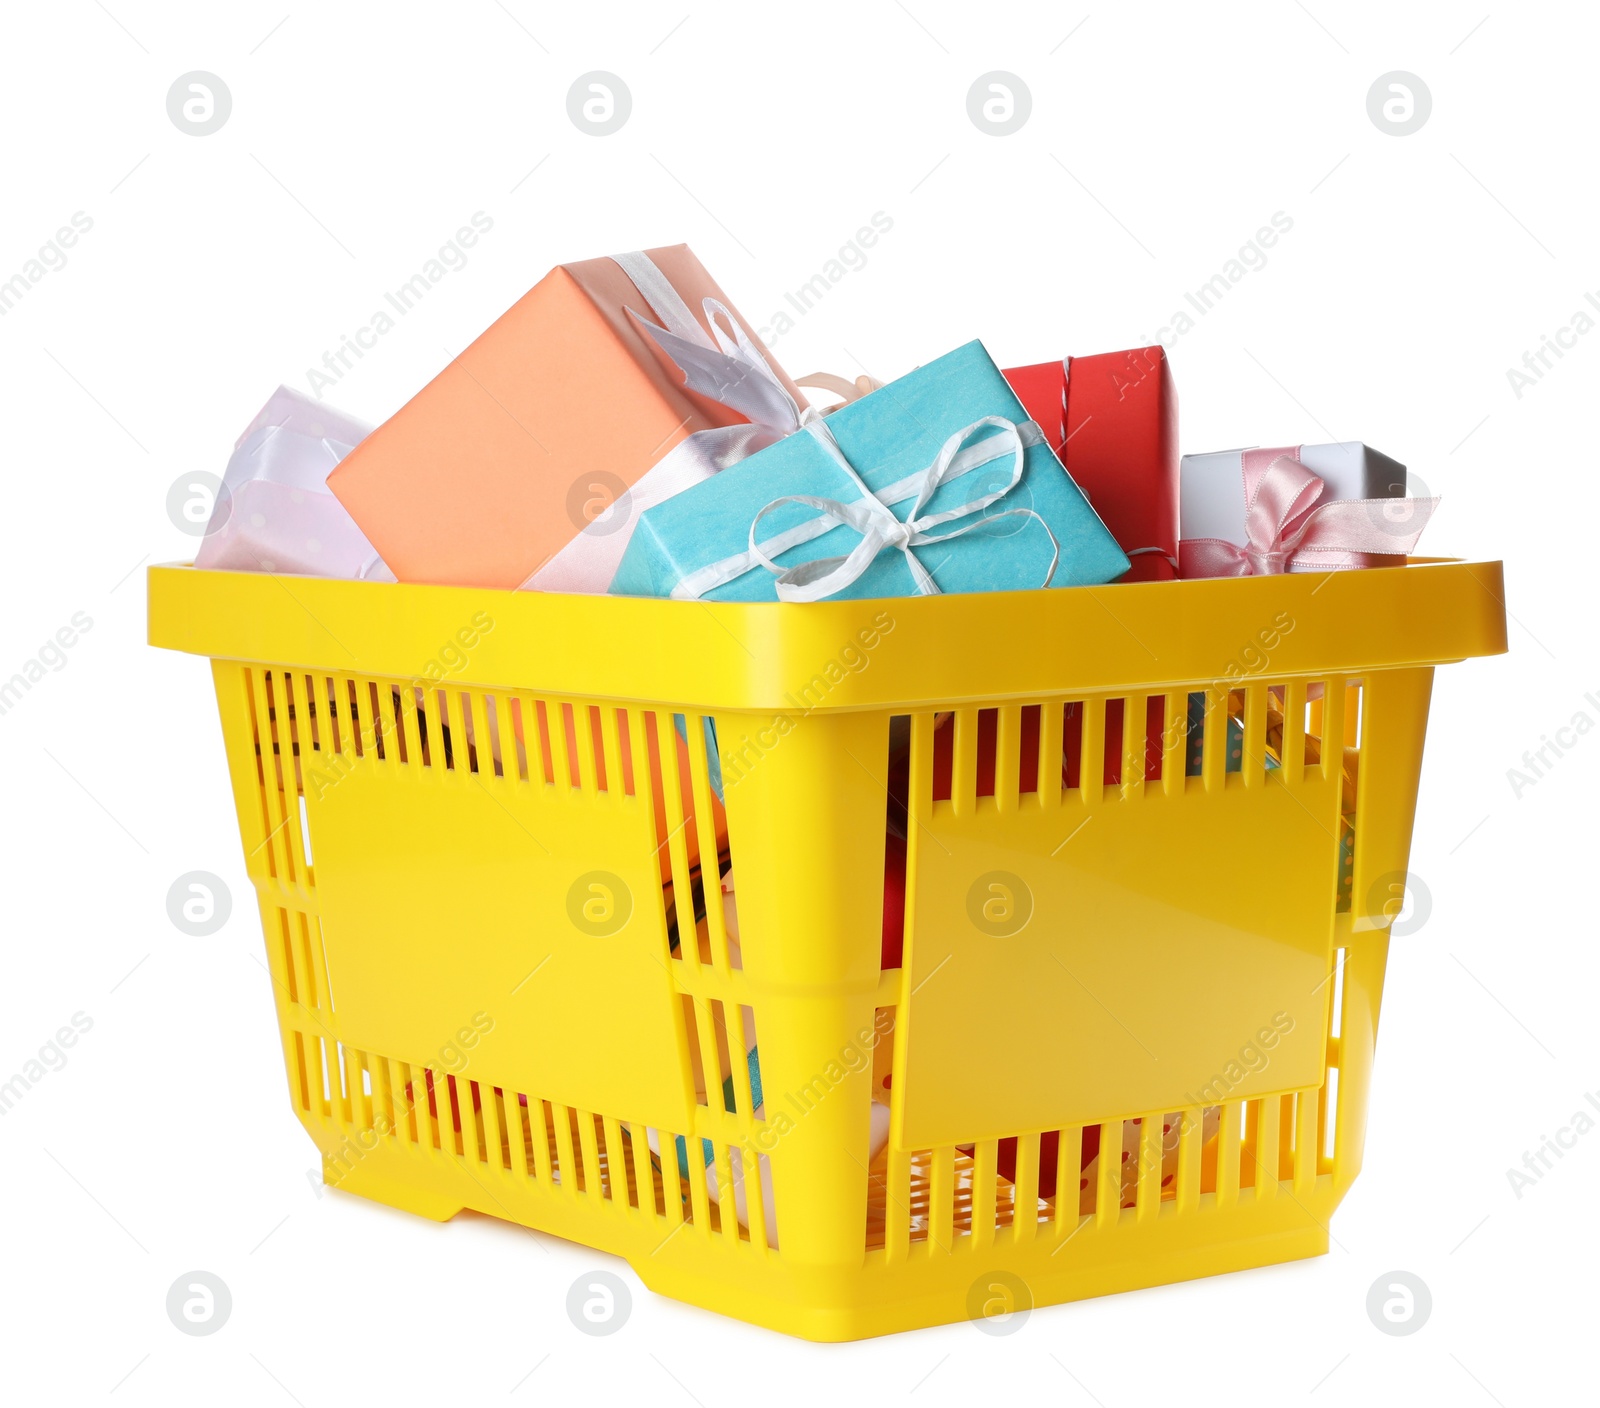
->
650;1128;683;1226
1161;690;1187;796
356;678;380;758
293;914;318;1011
683;712;733;971
544;1102;577;1194
602;707;630;796
725;1005;758;1120
386;681;417;766
1013;704;1040;799
598;1115;628;1206
295;672;319;757
993;704;1022;810
427;1069;449;1153
477;694;504;779
441;689;471;772
1010;1133;1041;1242
311;1037;333;1122
650;713;701;964
471;1079;491;1163
528;697;553;787
320;673;358;777
555;701;586;791
1061;701;1083;791
576;1112;603;1198
321;673;342;757
276;675;313;876
707;1000;737;1111
272;909;299;1006
1321;1066;1341;1165
279;672;306;796
745;1149;776;1251
250;671;292;884
463;691;494;778
537;1100;561;1184
681;1123;714;1237
331;676;358;759
1093;1121;1120;1226
440;1075;462;1157
1318;679;1347;784
876;1146;913;1259
1036;699;1064;806
1253;1096;1280;1199
1241;683;1269;786
555;700;597;796
972;707;1001;801
1054;1125;1084;1229
1282;680;1308;776
707;1140;737;1235
1079;702;1106;804
514;1095;536;1175
926;1147;955;1250
968;1139;998;1248
1294;1088;1318;1193
289;1030;311;1113
392;1062;415;1144
375;1058;398;1146
349;1047;372;1130
1135;1116;1164;1221
1120;696;1144;799
1176;1107;1204;1211
1216;1102;1242;1208
586;706;609;792
1200;688;1229;792
408;687;434;768
950;708;979;815
487;1087;511;1170
417;1069;440;1151
689;997;724;1112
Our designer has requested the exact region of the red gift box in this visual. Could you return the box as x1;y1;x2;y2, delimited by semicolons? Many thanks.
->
1004;347;1179;583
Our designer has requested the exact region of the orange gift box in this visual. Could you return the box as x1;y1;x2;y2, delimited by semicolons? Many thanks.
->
327;245;809;591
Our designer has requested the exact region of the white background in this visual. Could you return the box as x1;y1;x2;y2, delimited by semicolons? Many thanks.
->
3;1;1594;1403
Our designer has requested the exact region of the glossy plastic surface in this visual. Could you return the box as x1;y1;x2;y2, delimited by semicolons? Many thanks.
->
149;558;1506;1340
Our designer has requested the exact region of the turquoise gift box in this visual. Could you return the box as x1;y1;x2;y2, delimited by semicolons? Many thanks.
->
608;340;1131;602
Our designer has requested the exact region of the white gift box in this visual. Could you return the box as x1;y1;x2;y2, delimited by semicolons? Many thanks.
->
1178;442;1408;578
195;387;393;580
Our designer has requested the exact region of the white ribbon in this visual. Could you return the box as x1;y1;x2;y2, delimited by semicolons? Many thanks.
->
610;249;810;436
673;417;1057;603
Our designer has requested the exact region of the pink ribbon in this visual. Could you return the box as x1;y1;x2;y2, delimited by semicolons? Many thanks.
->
1180;446;1437;578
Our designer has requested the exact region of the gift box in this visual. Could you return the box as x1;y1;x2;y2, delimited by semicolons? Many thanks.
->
610;340;1131;603
327;245;810;591
194;386;389;580
1005;346;1179;582
1178;442;1432;579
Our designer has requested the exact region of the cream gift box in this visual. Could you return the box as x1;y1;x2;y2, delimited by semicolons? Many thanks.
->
1178;442;1412;578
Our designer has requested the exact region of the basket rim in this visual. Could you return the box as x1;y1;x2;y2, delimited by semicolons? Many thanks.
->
147;557;1508;712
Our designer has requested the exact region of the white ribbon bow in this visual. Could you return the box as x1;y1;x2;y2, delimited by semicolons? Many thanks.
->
673;416;1056;603
610;249;810;439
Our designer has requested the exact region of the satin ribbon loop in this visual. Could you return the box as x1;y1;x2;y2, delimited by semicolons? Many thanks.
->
609;250;807;437
1180;451;1439;577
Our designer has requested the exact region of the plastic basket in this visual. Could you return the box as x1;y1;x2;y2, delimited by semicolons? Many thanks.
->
148;558;1506;1340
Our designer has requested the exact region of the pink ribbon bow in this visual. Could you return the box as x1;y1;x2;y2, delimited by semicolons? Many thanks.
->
1181;447;1438;578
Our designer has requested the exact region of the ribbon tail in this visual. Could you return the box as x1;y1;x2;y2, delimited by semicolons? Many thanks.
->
1284;496;1440;566
523;423;781;593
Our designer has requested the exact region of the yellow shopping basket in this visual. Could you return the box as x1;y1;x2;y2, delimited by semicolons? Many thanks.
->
149;558;1506;1340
